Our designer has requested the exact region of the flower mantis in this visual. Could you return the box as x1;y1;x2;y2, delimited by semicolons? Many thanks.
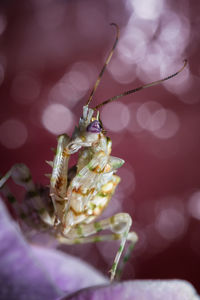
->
0;23;187;281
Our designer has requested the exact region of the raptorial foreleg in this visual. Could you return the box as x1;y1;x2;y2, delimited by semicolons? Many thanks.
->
50;134;71;222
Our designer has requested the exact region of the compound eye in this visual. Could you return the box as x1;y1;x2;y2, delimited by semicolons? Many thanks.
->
87;120;102;133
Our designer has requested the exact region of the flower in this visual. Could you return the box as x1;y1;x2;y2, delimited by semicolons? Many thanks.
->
0;197;199;300
0;197;107;300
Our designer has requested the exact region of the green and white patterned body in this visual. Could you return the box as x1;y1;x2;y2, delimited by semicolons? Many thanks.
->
51;106;124;232
49;105;138;280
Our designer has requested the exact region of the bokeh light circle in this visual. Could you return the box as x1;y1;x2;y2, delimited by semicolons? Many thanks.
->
101;102;130;132
152;109;180;139
155;208;186;240
136;101;164;131
0;119;28;149
49;61;97;108
108;56;136;84
127;102;143;133
42;103;74;135
188;191;200;220
118;28;147;64
130;0;165;20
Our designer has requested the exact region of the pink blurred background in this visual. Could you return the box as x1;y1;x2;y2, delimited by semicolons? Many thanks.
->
0;0;200;291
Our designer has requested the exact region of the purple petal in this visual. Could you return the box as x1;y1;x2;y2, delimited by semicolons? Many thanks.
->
0;198;61;300
31;246;108;295
0;198;107;300
63;280;200;300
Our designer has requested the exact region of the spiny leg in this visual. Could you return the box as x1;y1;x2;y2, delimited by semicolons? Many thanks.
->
50;134;71;223
0;163;55;226
58;231;138;280
0;181;26;221
0;171;38;228
60;212;137;281
58;231;137;244
108;216;137;282
0;183;48;231
115;233;138;281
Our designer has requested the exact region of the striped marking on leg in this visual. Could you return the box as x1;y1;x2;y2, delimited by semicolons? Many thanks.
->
76;224;83;237
115;232;138;280
94;222;102;232
58;233;122;245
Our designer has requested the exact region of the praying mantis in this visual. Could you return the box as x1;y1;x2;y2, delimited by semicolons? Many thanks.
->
0;23;187;281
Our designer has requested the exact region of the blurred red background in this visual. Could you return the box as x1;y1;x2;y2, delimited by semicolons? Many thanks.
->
0;0;200;292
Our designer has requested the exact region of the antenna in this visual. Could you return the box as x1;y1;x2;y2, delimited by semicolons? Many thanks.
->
93;60;187;110
86;23;119;106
